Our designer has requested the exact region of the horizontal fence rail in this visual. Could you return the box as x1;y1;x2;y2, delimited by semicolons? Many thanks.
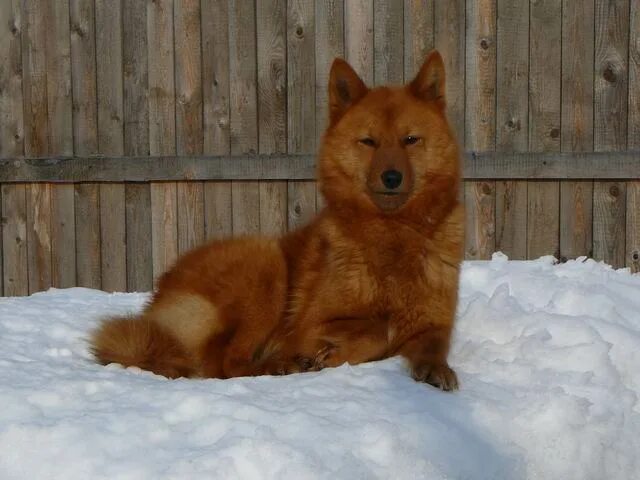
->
2;152;640;182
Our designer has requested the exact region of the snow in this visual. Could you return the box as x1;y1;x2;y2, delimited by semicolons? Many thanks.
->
1;254;639;480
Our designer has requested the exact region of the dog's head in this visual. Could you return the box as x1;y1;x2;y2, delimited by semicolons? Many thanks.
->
318;51;460;220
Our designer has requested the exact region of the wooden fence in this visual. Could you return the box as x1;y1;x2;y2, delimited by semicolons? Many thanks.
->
0;0;638;296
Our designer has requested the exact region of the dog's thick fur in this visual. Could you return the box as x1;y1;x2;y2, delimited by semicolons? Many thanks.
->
91;50;463;390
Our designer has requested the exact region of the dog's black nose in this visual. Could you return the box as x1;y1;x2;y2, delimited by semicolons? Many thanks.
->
381;170;403;189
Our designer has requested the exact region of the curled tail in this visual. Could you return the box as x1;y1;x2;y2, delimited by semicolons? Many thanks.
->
90;316;195;379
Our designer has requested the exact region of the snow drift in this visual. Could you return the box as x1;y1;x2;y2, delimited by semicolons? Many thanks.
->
1;255;639;479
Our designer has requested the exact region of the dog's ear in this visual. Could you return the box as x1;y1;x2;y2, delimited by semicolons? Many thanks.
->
409;50;445;108
328;58;368;125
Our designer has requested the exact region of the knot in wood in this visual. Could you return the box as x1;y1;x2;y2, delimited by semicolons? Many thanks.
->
632;250;640;262
550;128;560;139
481;184;492;195
295;26;304;38
609;185;620;197
294;204;302;215
480;38;490;50
603;65;616;83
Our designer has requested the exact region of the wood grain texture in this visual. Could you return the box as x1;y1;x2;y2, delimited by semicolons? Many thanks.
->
95;0;125;291
434;0;465;140
287;0;317;229
175;0;204;254
527;0;561;260
258;0;287;235
229;0;260;234
593;0;629;268
315;0;344;213
70;0;99;288
202;0;232;240
148;0;177;280
123;0;152;291
0;0;24;295
495;0;529;260
464;0;497;259
560;0;594;260
374;0;404;84
345;0;374;85
47;0;76;289
404;0;433;81
22;0;52;293
628;0;639;272
1;185;28;296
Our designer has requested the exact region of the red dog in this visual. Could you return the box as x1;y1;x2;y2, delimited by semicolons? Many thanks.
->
91;50;463;390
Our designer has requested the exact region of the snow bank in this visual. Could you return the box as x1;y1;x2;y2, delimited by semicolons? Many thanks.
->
0;255;639;479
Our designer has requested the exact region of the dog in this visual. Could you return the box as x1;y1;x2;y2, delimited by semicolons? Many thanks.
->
91;50;463;391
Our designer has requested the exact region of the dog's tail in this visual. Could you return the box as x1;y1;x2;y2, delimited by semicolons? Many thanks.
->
89;316;195;379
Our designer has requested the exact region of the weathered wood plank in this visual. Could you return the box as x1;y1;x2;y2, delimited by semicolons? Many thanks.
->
593;0;629;268
527;0;561;260
2;151;640;183
0;0;24;295
51;184;76;287
374;0;404;85
345;0;374;85
434;0;465;141
1;185;28;296
628;0;640;272
95;0;125;292
287;0;317;229
404;0;433;80
315;0;344;211
123;0;152;291
495;0;529;260
22;0;51;293
229;0;260;234
202;0;232;241
48;0;76;289
71;0;100;288
560;0;594;261
464;0;496;259
258;0;287;235
175;0;204;254
148;0;177;280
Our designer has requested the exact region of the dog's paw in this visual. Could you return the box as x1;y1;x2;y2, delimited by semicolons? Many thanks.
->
411;362;458;391
313;344;338;370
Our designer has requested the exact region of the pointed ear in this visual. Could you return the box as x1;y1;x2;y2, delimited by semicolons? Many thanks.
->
328;58;368;124
409;50;445;107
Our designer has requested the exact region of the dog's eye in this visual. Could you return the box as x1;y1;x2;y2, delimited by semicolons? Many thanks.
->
359;137;376;147
403;135;420;146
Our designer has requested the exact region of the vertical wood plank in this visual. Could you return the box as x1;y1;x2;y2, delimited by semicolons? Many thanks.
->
593;0;629;268
287;0;316;230
527;0;561;260
0;0;24;295
174;0;204;254
404;0;434;80
148;0;177;279
202;0;232;240
434;0;465;141
22;0;51;293
47;0;76;288
229;0;260;234
495;0;529;260
257;0;287;236
374;0;404;85
1;185;28;296
345;0;374;85
560;0;594;261
96;0;126;291
627;0;640;272
464;0;497;259
123;0;152;291
71;0;100;288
